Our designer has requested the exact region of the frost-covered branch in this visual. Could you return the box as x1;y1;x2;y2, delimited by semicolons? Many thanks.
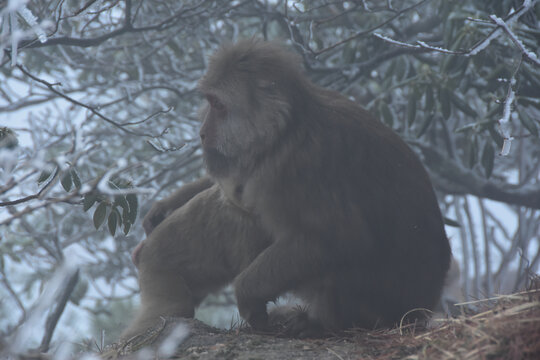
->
0;168;59;207
496;56;523;156
488;14;540;66
6;264;79;355
468;0;539;57
291;0;431;55
14;0;213;50
14;64;166;138
498;78;516;156
1;4;50;66
415;40;462;54
95;163;154;196
18;6;47;44
373;32;421;49
0;193;81;226
373;33;463;54
39;269;79;352
375;0;539;61
0;268;27;322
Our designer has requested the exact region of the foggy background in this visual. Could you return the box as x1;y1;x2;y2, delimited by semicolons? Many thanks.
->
1;0;539;356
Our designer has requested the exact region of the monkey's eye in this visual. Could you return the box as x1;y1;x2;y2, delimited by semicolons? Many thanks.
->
207;95;226;113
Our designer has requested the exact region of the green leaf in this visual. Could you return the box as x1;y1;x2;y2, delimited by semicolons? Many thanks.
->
443;217;460;227
71;169;82;189
93;202;108;229
83;193;98;212
501;0;513;16
0;127;18;149
425;85;434;113
481;141;495;178
395;57;407;81
342;42;356;63
108;211;118;236
114;195;129;214
61;171;73;192
488;123;504;148
449;91;477;118
439;87;451;120
442;13;456;46
518;97;540;111
517;107;538;137
485;103;504;119
416;112;434;138
37;169;53;185
123;221;132;235
467;136;478;169
455;123;475;133
126;194;138;225
378;101;394;127
442;29;467;72
407;90;417;126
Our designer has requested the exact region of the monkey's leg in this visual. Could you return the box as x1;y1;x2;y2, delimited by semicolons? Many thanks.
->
298;271;391;331
121;267;196;339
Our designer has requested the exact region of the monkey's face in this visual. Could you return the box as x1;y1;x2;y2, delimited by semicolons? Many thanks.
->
197;41;305;177
199;80;290;177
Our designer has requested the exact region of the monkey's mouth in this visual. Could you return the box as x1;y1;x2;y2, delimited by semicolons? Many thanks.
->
203;147;227;159
203;148;234;177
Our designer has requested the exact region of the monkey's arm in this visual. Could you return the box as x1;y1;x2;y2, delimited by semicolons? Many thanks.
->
233;236;330;330
142;176;214;235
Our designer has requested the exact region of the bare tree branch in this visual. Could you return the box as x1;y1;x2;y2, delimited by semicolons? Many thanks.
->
412;141;540;210
39;268;79;353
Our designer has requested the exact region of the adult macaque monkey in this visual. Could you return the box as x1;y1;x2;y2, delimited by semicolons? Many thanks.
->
125;39;451;338
197;40;451;334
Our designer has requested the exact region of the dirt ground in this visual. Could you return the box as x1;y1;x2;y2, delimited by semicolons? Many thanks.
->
101;288;540;360
103;318;417;360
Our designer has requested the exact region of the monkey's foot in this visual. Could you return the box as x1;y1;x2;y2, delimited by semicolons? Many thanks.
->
269;307;325;338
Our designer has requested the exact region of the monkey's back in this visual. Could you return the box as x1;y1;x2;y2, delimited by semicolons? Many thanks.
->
255;87;451;326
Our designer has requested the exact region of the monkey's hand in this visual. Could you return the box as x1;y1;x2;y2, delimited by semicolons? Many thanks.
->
271;308;325;338
237;298;268;331
142;200;169;236
233;238;328;333
235;283;269;331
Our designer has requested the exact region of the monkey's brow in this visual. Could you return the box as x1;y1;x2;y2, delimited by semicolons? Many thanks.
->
200;92;220;102
196;88;207;96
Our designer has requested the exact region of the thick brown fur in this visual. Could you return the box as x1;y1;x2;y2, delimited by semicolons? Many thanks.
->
141;177;214;236
122;183;272;338
123;40;451;339
197;40;451;334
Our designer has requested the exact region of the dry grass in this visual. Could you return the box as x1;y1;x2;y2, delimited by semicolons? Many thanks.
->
99;287;540;359
395;288;540;360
